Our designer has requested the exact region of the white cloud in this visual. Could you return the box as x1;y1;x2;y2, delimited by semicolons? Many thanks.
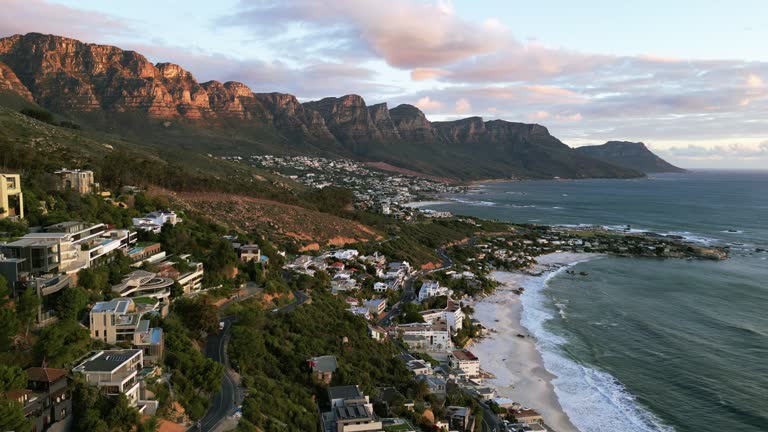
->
414;96;443;110
454;98;471;114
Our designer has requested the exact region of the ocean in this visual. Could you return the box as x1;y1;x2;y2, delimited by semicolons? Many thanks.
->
423;170;768;432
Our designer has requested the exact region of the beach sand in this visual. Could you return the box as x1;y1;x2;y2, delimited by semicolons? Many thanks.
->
470;252;595;432
401;200;452;208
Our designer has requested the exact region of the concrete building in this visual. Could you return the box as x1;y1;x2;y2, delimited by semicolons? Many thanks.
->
53;169;96;194
449;350;481;379
323;386;383;432
89;299;164;362
239;244;262;263
364;299;387;316
0;173;24;219
73;349;157;414
398;321;452;352
156;255;204;294
420;299;465;334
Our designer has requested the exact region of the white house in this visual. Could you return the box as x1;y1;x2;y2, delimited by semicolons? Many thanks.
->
449;349;481;379
418;280;450;302
132;211;181;234
333;249;359;261
398;321;452;351
420;299;464;334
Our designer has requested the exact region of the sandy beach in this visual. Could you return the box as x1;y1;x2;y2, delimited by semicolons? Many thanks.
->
470;252;596;432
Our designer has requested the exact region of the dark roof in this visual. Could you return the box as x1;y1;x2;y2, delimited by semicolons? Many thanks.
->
377;386;402;403
79;350;141;372
309;355;338;373
328;385;364;401
25;367;68;383
334;403;373;421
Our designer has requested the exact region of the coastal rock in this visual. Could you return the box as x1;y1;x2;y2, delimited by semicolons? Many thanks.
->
388;104;437;142
367;102;401;140
302;94;384;148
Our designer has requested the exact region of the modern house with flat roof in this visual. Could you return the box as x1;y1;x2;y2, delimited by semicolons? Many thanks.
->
112;270;174;300
323;386;383;432
89;299;164;362
0;173;24;219
132;211;181;234
73;349;157;414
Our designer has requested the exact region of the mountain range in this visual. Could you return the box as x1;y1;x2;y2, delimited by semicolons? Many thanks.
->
0;33;680;180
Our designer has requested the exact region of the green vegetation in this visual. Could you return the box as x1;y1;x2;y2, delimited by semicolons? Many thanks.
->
228;279;420;431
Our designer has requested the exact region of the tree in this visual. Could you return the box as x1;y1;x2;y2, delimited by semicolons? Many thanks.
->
0;365;26;392
16;287;40;337
0;274;9;299
0;307;20;351
55;287;89;321
0;398;32;432
170;282;184;300
34;320;91;367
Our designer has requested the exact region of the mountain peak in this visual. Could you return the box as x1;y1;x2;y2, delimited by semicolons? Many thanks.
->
575;141;685;173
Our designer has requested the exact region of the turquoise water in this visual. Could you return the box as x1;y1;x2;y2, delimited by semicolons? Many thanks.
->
425;171;768;432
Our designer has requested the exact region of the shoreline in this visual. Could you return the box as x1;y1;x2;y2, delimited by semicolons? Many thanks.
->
469;252;597;432
401;200;452;208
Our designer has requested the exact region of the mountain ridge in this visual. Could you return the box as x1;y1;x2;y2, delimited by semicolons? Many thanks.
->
0;32;645;180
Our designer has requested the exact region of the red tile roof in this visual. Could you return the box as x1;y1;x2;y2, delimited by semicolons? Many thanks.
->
25;367;68;383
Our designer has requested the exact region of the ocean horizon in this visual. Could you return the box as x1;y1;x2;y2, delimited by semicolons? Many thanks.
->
423;170;768;432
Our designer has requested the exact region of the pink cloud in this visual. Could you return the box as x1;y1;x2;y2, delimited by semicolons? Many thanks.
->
0;0;130;41
454;98;471;114
414;96;443;111
411;68;450;81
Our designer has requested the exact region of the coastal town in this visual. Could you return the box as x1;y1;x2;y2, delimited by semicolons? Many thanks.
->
0;164;734;432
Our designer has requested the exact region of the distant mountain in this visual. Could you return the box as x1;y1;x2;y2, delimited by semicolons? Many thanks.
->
0;32;643;181
575;141;685;173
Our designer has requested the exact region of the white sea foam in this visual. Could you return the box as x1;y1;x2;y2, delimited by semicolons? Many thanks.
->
520;262;675;432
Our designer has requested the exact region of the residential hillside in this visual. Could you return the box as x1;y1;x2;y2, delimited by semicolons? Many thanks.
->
575;141;686;173
0;32;643;181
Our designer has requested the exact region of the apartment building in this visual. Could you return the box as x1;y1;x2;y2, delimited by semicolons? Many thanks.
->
322;386;383;432
448;349;481;379
0;173;24;219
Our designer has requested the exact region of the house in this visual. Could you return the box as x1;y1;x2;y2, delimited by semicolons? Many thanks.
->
2;222;137;275
449;350;481;379
404;359;432;376
20;273;73;324
53;168;96;194
89;299;164;362
332;249;359;261
132;211;181;234
126;242;162;262
367;325;386;341
8;367;72;432
322;386;382;432
420;299;464;334
73;349;158;414
509;408;544;425
239;244;262;263
156;255;205;294
444;406;473;432
417;280;450;302
416;375;446;398
364;298;387;316
348;306;371;320
112;270;174;300
373;282;389;293
308;355;337;384
0;173;24;219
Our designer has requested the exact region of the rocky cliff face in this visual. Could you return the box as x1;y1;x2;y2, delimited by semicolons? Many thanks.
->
389;104;437;143
302;95;383;147
0;32;645;180
0;61;33;101
575;141;685;173
367;103;401;141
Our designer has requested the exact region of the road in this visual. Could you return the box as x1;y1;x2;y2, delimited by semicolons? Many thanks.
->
194;316;240;432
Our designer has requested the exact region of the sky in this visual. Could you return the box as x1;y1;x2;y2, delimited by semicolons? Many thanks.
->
2;0;767;169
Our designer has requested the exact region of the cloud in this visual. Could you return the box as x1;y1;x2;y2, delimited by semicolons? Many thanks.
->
454;98;471;114
411;68;450;81
0;0;131;41
414;96;443;111
747;73;765;88
222;0;507;68
657;142;768;161
528;111;551;121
